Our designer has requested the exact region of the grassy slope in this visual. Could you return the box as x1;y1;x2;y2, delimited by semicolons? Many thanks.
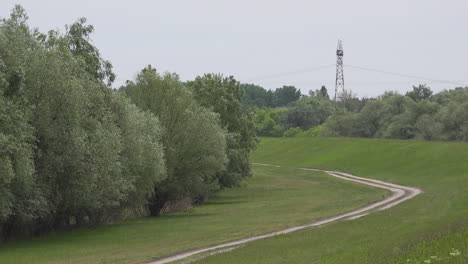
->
198;137;468;264
0;164;386;264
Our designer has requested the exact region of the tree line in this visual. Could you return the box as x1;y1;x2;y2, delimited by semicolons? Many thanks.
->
245;80;468;141
0;6;256;240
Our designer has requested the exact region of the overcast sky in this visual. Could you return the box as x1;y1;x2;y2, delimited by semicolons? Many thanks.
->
1;0;467;97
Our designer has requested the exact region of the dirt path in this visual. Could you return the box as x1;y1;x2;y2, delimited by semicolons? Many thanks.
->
148;163;422;264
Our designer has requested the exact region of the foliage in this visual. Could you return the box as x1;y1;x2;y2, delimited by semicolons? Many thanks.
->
0;6;166;238
320;85;468;142
406;84;433;101
308;85;330;100
62;18;115;86
0;5;47;236
241;83;273;108
303;125;324;137
283;127;303;137
122;67;227;215
272;85;302;107
109;94;166;209
189;74;257;187
240;83;303;108
280;98;334;130
253;107;287;136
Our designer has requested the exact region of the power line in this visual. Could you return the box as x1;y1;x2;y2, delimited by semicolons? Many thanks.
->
245;64;334;82
345;64;467;86
258;81;428;85
242;63;466;88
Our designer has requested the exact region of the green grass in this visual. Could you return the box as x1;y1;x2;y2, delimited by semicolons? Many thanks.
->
196;137;468;264
390;226;468;264
0;164;386;264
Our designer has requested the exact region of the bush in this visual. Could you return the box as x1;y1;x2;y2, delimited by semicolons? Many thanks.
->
303;125;324;137
283;127;303;137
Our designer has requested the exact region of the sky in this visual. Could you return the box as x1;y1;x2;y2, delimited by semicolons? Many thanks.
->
1;0;467;97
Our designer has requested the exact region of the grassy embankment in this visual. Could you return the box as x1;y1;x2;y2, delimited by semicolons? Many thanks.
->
0;162;386;264
196;137;468;264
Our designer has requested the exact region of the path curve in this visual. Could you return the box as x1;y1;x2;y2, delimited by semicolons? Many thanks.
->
148;163;422;264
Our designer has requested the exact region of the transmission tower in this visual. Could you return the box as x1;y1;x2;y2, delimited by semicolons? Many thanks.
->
334;40;344;106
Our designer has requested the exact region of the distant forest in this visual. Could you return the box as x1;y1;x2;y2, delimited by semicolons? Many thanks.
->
243;81;468;141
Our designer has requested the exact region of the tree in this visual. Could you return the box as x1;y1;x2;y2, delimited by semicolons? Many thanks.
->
308;86;329;100
280;98;333;130
253;107;287;136
122;67;227;216
272;85;301;107
415;114;443;141
436;102;468;140
337;89;367;112
109;94;166;210
320;112;359;137
0;7;167;238
189;74;257;187
353;100;387;138
320;86;329;99
283;127;302;137
0;67;45;237
240;83;273;108
406;84;433;101
37;17;115;87
0;6;48;237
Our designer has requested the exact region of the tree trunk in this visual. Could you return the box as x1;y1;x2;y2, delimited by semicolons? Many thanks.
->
148;190;167;216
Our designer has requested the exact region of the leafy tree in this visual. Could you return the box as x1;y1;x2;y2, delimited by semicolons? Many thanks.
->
0;70;45;237
337;89;368;112
0;6;48;237
189;74;257;187
25;47;130;225
283;127;303;137
320;112;359;137
308;86;330;100
109;94;166;210
272;85;301;107
303;125;324;137
353;100;387;137
415;114;443;141
64;18;115;86
253;107;287;136
241;83;273;108
320;86;329;99
281;98;333;130
406;84;433;101
436;102;468;140
1;7;167;238
432;87;468;105
122;67;227;215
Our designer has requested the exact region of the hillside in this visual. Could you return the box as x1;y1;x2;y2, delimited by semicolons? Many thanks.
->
198;137;468;263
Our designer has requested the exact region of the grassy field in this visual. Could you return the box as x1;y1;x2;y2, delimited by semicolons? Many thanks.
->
0;164;386;264
196;137;468;264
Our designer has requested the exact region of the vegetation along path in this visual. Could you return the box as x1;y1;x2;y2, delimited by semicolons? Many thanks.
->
149;163;422;264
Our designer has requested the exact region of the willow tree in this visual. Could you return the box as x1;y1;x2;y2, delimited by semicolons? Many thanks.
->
189;74;257;187
122;67;227;216
1;6;167;235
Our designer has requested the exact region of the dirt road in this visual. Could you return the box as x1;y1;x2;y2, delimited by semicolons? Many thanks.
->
148;163;422;264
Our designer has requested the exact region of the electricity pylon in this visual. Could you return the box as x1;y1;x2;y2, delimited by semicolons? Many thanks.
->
334;40;344;107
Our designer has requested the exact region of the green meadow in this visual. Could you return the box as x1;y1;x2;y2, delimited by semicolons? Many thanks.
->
196;137;468;263
0;163;385;264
